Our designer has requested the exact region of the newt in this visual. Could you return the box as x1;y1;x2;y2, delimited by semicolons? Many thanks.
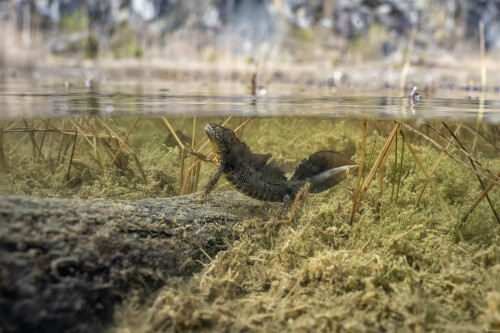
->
190;123;358;208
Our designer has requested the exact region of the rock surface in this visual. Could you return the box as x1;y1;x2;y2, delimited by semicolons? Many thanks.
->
0;191;274;333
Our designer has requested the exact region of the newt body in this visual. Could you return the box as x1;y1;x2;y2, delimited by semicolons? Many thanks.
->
192;123;358;204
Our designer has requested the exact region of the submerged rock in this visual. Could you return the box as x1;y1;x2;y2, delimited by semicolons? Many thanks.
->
0;191;273;333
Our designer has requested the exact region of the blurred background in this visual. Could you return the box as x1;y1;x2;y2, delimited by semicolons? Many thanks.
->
1;0;500;84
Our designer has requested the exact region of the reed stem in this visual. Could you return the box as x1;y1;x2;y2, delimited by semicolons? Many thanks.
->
349;119;367;225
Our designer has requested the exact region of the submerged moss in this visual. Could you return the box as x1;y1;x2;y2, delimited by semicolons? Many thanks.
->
1;117;499;331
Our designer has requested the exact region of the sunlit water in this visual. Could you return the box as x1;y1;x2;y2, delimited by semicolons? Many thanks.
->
2;80;500;123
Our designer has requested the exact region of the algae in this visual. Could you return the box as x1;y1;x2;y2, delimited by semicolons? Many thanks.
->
1;117;499;332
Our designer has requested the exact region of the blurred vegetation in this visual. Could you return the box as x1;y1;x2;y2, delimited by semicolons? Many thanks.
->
2;0;499;66
84;35;99;59
59;9;88;33
347;24;389;60
109;25;143;59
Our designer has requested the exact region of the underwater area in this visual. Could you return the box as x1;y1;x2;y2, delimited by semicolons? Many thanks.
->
0;77;499;332
2;0;500;332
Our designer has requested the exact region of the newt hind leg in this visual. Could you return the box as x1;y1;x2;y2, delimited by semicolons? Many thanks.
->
278;195;292;220
279;182;311;221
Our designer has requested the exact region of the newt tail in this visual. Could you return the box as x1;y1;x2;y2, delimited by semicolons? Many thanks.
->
190;123;358;205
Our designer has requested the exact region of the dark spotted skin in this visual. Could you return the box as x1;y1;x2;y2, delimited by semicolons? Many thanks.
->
191;123;357;204
220;152;303;202
192;123;304;202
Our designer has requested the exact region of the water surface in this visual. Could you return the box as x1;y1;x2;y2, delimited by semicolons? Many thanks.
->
1;80;500;123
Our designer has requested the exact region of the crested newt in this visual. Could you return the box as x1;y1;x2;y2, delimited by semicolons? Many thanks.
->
190;123;358;206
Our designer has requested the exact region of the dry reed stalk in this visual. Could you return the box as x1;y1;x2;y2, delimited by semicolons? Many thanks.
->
180;157;205;195
67;118;100;158
416;123;463;206
400;132;457;226
193;162;201;192
161;117;185;149
391;133;398;202
187;116;198;194
69;128;102;167
80;118;104;171
96;118;118;148
23;118;44;160
364;140;377;179
96;118;148;184
74;120;86;151
491;126;500;141
378;132;397;218
6;132;29;154
4;121;17;131
358;123;400;204
378;135;395;196
179;147;185;192
395;131;405;203
57;118;67;164
0;127;9;171
379;162;384;199
463;124;499;152
65;120;78;159
65;131;78;181
287;183;311;222
471;123;481;155
68;118;91;133
463;170;500;224
37;119;96;170
442;122;500;224
162;116;186;192
4;128;78;136
400;122;500;187
85;118;111;168
349;119;367;225
92;135;104;171
400;26;417;92
38;121;49;154
232;117;254;134
62;134;72;162
110;116;142;167
48;125;54;168
185;157;194;194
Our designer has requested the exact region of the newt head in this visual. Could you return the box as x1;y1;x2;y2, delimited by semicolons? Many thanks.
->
205;123;238;156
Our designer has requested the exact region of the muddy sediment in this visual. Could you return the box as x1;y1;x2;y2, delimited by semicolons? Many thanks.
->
0;191;273;333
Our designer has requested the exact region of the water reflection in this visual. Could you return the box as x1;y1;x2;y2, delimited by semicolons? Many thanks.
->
1;81;500;123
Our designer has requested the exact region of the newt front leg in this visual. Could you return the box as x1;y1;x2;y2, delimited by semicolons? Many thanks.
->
203;166;223;197
188;147;222;199
188;148;213;163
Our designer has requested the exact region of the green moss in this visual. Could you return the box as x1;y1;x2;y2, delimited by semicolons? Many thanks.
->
1;117;499;332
